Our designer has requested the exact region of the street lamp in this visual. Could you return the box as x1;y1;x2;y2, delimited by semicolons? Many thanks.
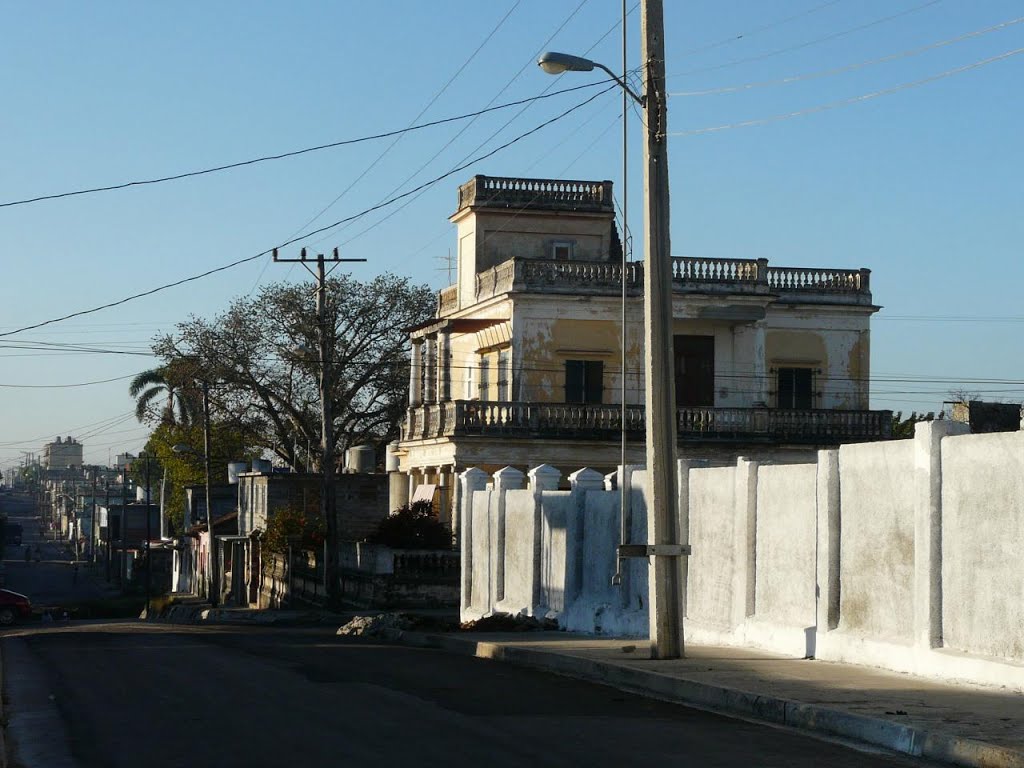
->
537;52;644;105
537;0;687;660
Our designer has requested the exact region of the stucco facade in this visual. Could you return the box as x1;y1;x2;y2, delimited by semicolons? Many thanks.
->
398;175;890;525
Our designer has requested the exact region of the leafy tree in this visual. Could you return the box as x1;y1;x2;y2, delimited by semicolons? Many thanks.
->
891;411;941;439
131;422;260;535
150;273;435;470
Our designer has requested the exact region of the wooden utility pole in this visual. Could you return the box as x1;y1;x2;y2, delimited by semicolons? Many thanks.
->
641;0;685;659
273;247;365;607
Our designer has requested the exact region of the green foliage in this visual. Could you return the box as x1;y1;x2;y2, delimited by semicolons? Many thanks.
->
262;505;326;554
132;422;260;535
368;501;452;550
150;273;436;472
891;410;941;439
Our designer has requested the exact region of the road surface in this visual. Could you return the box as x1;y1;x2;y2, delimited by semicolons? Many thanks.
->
1;621;938;768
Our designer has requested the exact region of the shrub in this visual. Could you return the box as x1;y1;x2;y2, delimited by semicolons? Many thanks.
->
368;501;452;549
263;505;326;553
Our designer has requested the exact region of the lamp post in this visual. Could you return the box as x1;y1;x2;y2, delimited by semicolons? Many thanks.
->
538;0;687;659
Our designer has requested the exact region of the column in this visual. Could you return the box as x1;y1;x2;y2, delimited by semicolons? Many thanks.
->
409;339;424;407
751;321;768;406
438;329;452;402
424;337;437;405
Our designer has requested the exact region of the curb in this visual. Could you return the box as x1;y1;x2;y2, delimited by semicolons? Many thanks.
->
394;632;1024;768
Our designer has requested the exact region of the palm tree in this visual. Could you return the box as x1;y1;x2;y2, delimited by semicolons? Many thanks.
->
129;365;198;426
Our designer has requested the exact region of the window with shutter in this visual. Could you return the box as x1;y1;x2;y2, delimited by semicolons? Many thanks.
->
776;367;814;409
565;359;603;404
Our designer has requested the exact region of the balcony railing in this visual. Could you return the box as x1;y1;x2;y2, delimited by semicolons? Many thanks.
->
443;257;872;310
404;401;892;444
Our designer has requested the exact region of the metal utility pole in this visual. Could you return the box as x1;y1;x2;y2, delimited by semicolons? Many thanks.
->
91;473;98;563
641;0;685;659
273;247;365;607
120;477;128;588
202;381;215;607
145;453;152;617
105;482;111;582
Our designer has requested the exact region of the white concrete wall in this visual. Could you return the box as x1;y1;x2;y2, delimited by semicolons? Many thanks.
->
940;431;1024;661
686;467;736;629
754;463;816;628
837;440;916;642
459;422;1024;690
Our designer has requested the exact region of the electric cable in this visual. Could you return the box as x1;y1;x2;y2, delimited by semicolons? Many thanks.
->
669;46;1024;136
0;81;609;211
667;0;944;79
0;86;615;341
669;15;1024;97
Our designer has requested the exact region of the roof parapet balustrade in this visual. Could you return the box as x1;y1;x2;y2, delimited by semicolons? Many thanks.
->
457;175;614;214
437;257;873;313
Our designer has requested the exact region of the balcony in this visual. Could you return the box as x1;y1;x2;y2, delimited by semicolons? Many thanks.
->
438;257;873;315
404;401;892;444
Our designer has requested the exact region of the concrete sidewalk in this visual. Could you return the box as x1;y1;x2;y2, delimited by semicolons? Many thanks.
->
394;632;1024;768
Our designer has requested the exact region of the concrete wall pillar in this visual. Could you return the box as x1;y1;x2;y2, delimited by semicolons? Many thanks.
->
528;465;562;607
913;420;969;649
568;468;605;606
459;467;488;612
676;459;693;618
732;457;759;628
492;466;525;606
815;449;841;635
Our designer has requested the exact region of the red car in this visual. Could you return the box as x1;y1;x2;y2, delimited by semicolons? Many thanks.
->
0;589;32;625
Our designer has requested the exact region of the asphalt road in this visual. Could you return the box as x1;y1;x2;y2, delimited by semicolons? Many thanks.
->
0;492;117;610
1;621;937;768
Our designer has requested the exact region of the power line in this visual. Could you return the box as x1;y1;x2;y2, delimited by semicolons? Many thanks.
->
0;87;613;341
0;373;140;389
287;1;524;242
0;81;608;211
674;0;845;60
313;0;595;252
667;0;945;79
669;15;1024;97
669;46;1024;137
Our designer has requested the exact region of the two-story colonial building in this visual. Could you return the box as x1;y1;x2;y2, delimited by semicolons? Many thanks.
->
397;175;891;524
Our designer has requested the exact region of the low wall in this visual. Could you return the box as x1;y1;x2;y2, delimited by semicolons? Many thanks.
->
459;422;1024;690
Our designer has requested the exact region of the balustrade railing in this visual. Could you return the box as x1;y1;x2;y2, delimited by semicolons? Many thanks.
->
454;257;870;306
406;401;891;442
767;266;870;293
458;175;613;212
672;257;762;284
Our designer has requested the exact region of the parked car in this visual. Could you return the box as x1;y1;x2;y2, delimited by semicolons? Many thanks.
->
5;523;22;547
0;589;32;625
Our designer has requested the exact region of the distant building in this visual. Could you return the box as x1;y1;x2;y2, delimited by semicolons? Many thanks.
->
948;400;1023;433
42;436;83;470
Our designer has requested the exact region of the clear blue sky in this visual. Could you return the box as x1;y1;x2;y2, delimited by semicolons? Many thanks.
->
2;0;1022;472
